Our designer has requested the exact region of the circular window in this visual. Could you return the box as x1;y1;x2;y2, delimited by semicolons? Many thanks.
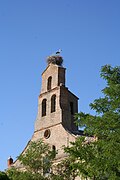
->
44;129;51;139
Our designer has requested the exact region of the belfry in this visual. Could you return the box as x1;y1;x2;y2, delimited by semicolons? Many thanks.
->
12;55;81;167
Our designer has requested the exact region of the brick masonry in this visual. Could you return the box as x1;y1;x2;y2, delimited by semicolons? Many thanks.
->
13;57;82;178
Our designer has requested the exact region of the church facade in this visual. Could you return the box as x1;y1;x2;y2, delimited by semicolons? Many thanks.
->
11;55;82;168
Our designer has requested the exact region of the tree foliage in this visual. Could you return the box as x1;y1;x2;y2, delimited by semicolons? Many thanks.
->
65;65;120;180
51;157;78;180
7;140;56;180
0;171;9;180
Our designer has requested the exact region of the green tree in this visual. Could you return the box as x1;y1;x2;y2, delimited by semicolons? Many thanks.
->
65;65;120;180
51;158;78;180
0;171;9;180
7;140;56;180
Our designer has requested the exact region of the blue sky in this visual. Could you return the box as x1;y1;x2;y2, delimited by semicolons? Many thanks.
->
0;0;120;171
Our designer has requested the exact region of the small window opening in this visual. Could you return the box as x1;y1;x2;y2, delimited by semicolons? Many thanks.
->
51;95;56;113
52;145;56;158
52;145;56;151
42;99;47;116
44;129;51;139
70;102;74;115
47;76;52;91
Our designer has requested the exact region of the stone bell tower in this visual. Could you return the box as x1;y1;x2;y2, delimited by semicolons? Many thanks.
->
12;55;80;168
34;55;78;133
32;55;80;161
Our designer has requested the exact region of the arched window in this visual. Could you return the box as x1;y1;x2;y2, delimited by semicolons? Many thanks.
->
42;99;47;116
47;76;52;91
52;145;56;158
52;145;56;151
51;95;56;113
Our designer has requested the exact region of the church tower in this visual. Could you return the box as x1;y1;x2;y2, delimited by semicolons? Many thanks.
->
12;55;80;167
35;55;78;133
32;55;80;161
